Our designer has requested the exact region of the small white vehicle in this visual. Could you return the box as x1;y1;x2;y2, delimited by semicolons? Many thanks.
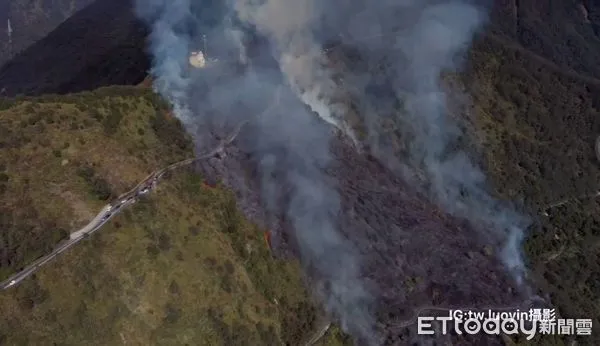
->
7;280;16;287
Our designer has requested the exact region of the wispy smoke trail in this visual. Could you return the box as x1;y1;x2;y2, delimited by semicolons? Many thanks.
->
7;19;12;45
234;0;360;146
134;0;376;343
240;0;530;285
319;1;531;286
134;0;193;125
403;4;530;284
265;0;530;286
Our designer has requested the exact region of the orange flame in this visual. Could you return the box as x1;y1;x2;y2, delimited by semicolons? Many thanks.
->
264;231;272;251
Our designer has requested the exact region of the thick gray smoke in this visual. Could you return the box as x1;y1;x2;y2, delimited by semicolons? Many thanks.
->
312;0;531;286
135;0;375;343
135;0;531;343
250;0;530;285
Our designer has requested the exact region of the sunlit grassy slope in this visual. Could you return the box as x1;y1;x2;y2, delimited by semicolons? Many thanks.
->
0;86;348;345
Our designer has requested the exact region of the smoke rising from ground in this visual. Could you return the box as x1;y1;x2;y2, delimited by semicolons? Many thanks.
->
135;0;376;343
319;0;531;285
135;0;530;343
274;0;530;285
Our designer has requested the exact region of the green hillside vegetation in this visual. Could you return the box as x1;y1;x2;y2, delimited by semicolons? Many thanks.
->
0;86;339;345
462;34;600;344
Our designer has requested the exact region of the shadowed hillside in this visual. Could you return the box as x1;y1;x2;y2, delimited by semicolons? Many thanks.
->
489;0;600;79
0;0;149;96
0;0;94;66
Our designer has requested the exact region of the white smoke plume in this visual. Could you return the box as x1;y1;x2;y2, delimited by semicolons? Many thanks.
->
135;0;376;343
325;1;531;285
134;0;531;343
7;19;12;45
269;0;531;285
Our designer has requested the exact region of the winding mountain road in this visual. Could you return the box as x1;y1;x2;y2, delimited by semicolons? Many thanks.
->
0;122;247;291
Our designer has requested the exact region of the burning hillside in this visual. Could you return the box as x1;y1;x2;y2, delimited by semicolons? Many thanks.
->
195;122;539;344
133;0;540;344
0;0;573;343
